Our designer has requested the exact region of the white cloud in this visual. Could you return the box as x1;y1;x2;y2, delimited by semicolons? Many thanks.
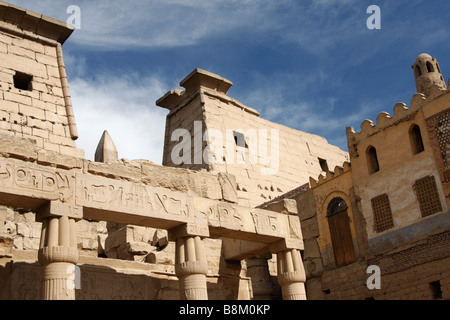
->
69;72;169;164
9;0;364;51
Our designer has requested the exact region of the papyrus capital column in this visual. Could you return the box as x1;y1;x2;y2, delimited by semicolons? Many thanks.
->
36;202;82;300
270;239;306;300
170;224;209;300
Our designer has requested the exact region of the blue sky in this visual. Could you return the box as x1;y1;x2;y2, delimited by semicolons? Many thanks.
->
9;0;450;164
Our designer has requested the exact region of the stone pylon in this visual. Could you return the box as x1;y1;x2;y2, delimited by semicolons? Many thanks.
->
95;130;118;163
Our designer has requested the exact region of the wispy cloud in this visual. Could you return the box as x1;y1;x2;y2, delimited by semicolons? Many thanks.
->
10;0;365;52
10;0;447;63
69;72;169;163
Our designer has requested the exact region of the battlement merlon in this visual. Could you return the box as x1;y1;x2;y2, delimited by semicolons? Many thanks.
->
0;1;74;45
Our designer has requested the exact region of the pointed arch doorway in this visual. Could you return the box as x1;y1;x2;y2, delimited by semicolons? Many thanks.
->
327;197;356;267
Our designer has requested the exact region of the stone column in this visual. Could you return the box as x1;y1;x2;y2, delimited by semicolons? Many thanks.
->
36;202;82;300
170;224;210;300
271;240;307;300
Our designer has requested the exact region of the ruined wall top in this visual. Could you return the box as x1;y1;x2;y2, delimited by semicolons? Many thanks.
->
180;68;233;96
0;1;74;45
156;68;260;116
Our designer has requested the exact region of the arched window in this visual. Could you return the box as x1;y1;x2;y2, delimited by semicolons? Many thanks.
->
326;197;356;267
426;61;435;73
367;146;380;174
414;65;422;77
410;124;425;154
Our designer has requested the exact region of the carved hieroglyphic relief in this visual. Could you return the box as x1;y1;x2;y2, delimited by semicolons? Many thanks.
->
0;158;74;203
200;202;244;230
251;209;279;236
288;215;302;240
75;174;192;223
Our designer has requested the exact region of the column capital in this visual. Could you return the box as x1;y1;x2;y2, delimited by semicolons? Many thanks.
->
36;201;83;222
276;248;307;300
38;246;79;265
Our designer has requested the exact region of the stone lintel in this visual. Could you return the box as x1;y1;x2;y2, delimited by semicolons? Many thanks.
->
269;238;304;254
36;201;83;222
168;223;210;240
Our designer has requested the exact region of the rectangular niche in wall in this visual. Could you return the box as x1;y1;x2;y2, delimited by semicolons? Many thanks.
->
13;71;33;91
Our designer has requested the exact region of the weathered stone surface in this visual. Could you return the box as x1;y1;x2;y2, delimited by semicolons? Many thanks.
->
146;241;175;265
218;172;238;203
152;229;169;248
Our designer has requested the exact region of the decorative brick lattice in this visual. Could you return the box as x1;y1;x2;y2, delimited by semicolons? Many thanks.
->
371;194;394;233
446;124;450;168
414;176;442;217
432;111;450;167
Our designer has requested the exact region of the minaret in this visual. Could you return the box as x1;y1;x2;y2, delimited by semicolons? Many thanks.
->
412;53;447;98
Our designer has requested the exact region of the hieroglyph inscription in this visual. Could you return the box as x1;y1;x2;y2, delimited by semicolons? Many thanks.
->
288;215;302;240
251;209;302;240
0;158;74;202
75;174;192;222
200;202;244;230
251;209;279;236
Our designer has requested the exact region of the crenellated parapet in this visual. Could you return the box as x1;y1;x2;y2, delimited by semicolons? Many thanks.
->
309;161;351;188
346;93;430;143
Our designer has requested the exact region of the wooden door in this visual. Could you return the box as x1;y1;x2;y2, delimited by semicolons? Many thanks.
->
328;209;356;267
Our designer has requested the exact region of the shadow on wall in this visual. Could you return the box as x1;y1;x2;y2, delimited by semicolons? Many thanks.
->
0;257;256;300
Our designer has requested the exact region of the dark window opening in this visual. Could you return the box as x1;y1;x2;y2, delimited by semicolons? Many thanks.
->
13;72;33;91
426;61;435;73
410;124;425;154
429;281;443;299
436;63;441;74
319;158;329;172
414;65;422;77
367;146;380;174
233;131;247;148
